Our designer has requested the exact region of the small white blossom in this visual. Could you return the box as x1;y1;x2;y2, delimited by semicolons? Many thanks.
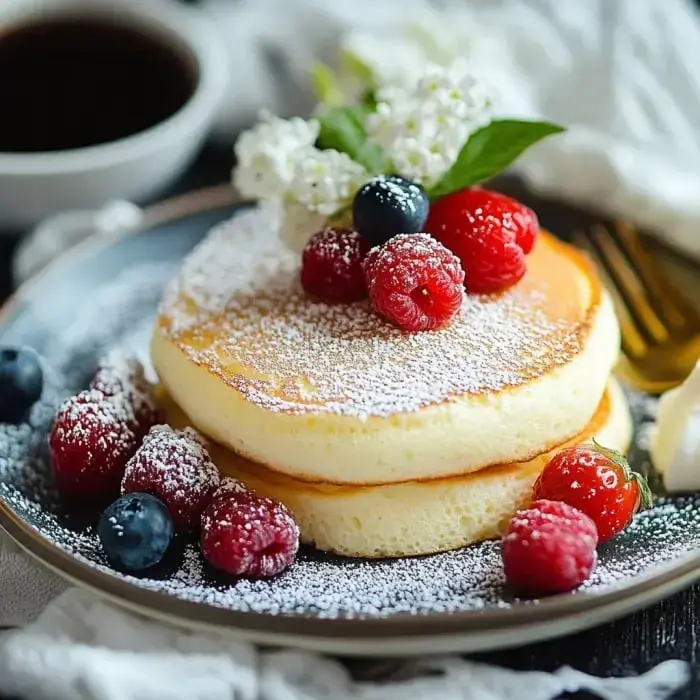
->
233;112;320;200
367;60;494;186
288;149;368;216
279;201;329;253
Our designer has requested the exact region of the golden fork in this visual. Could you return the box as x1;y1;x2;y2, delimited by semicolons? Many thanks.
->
575;223;700;394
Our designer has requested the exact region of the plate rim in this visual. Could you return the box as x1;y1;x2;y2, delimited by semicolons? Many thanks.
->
1;182;699;643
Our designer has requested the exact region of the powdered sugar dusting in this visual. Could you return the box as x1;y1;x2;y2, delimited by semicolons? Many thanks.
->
122;425;220;531
213;477;250;497
90;353;157;428
52;389;137;454
159;207;586;417
1;218;699;624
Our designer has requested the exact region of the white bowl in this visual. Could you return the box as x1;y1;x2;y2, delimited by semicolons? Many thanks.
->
0;0;229;231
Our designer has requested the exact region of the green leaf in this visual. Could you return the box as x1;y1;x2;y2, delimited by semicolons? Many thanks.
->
359;88;378;111
428;120;565;200
316;106;388;173
310;62;343;106
339;47;375;85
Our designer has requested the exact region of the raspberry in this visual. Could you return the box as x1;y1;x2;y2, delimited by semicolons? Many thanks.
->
501;499;598;595
122;425;220;532
426;188;539;294
301;227;370;302
209;477;250;501
90;354;159;438
201;479;299;578
363;233;464;331
50;389;140;502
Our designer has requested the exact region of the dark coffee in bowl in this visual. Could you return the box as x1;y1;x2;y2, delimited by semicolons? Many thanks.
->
0;16;197;153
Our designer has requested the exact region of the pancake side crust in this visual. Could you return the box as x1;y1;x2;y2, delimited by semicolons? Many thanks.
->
161;381;632;558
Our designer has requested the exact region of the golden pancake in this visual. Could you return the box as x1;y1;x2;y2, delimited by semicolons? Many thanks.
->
152;206;620;486
161;380;631;558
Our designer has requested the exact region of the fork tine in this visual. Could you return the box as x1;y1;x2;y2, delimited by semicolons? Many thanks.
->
574;231;647;359
588;225;670;345
608;222;697;330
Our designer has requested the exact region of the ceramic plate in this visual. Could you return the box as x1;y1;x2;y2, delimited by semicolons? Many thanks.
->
1;185;699;657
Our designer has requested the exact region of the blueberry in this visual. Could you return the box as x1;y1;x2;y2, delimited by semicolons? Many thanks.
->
0;347;43;423
98;493;174;572
352;175;430;246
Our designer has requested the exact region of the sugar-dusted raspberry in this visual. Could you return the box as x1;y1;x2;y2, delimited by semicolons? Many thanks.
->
363;233;464;331
501;499;598;595
301;227;370;302
90;353;159;437
426;188;538;294
50;389;139;501
122;425;220;532
201;483;299;578
210;477;250;501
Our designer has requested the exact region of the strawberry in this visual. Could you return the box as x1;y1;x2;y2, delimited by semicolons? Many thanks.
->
532;440;652;543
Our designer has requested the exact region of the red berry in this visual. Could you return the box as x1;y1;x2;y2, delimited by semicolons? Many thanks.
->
301;227;370;302
122;426;220;532
90;354;159;438
533;441;652;543
50;390;139;501
425;188;539;294
209;477;250;501
201;479;299;578
502;499;598;595
363;233;465;331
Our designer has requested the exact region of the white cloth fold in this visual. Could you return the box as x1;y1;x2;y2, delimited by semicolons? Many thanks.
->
201;0;700;262
0;584;690;700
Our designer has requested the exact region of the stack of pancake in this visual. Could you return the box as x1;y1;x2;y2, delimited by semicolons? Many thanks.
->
151;207;631;558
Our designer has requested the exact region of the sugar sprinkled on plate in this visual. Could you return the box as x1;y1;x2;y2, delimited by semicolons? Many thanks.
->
0;246;699;620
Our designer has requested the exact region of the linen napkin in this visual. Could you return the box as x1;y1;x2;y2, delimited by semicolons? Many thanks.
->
0;574;690;700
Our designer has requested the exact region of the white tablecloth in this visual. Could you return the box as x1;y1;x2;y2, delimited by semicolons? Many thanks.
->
0;535;689;700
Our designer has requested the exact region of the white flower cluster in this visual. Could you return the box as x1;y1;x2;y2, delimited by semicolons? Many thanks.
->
367;60;494;186
288;149;367;216
233;112;367;219
232;58;496;250
233;112;319;200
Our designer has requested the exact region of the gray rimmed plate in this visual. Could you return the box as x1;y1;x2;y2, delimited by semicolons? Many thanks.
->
1;184;699;657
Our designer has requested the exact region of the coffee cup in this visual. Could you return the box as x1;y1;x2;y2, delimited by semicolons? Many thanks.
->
0;0;228;230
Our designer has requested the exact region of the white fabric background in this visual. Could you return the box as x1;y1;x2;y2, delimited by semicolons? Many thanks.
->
202;0;700;262
2;0;699;697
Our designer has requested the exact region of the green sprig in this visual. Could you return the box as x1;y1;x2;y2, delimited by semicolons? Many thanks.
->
310;63;344;107
316;106;389;173
427;120;565;200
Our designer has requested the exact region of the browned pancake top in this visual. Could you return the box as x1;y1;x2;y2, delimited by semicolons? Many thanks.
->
158;207;601;418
